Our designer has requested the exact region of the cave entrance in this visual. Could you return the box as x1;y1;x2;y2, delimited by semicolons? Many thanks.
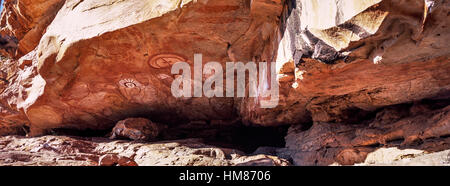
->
51;121;290;154
159;123;290;154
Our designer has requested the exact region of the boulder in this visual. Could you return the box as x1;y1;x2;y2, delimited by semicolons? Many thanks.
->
110;118;164;141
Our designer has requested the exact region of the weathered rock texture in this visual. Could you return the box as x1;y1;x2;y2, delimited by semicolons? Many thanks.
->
0;135;289;166
355;148;450;166
2;0;287;135
281;101;450;165
0;0;449;165
0;0;65;58
249;0;450;125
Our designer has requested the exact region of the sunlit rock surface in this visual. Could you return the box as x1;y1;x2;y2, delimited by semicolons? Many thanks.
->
0;135;290;166
281;102;450;165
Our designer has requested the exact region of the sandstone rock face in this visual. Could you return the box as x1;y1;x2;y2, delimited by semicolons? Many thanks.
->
0;135;289;166
249;0;450;125
281;101;450;165
0;0;448;133
0;0;65;58
4;0;287;135
0;0;449;166
0;49;42;135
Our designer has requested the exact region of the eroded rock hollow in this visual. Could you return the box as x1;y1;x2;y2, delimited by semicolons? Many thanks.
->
0;0;449;166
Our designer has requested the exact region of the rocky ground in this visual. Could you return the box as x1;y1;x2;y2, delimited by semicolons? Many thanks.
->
0;135;290;166
355;148;450;166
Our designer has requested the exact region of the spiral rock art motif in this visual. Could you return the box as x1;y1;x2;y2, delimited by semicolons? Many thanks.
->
148;54;186;69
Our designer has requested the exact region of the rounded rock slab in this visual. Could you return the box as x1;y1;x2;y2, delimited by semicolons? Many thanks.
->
109;118;165;141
